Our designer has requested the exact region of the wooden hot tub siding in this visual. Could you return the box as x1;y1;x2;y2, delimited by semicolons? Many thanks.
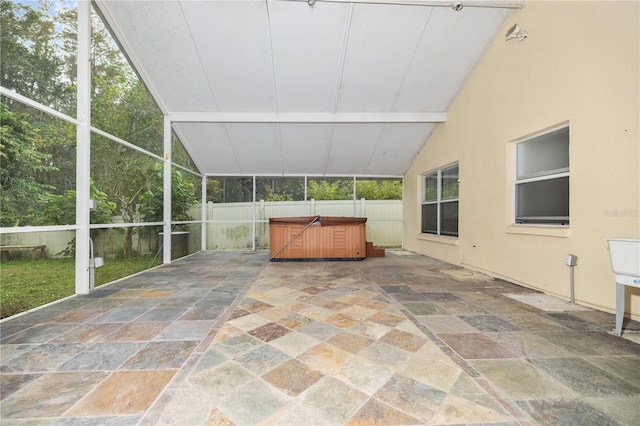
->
269;216;366;261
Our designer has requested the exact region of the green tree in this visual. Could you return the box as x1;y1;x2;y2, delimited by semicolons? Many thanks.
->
260;187;293;202
206;178;224;203
307;179;353;200
207;177;253;203
0;103;57;226
1;0;77;227
0;0;73;112
256;178;305;201
139;163;197;228
88;14;166;256
356;179;402;200
39;180;117;226
1;1;196;261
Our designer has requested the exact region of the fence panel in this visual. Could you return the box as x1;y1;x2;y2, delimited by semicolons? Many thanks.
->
1;200;402;257
1;230;75;259
206;199;402;250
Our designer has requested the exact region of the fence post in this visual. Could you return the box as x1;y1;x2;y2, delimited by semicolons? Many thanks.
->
259;199;265;249
208;202;213;250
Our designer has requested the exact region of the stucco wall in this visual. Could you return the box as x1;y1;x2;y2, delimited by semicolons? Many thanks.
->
404;1;640;319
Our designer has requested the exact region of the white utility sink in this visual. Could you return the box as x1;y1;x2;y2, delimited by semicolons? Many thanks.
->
605;238;640;336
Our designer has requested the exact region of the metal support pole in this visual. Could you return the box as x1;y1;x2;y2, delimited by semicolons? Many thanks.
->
162;116;172;264
615;282;625;337
75;0;91;294
252;176;257;251
201;175;207;251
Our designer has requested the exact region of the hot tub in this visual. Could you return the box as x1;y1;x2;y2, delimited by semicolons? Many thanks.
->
269;216;366;261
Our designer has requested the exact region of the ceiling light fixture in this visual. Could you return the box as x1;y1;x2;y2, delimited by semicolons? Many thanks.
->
505;23;528;41
451;2;463;11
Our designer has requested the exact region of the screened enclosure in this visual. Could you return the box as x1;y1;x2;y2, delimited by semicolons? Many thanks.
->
1;1;404;317
1;0;517;317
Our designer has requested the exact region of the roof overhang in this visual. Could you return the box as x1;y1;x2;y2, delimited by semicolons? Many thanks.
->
94;0;524;176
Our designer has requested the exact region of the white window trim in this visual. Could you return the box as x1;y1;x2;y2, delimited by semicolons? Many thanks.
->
513;125;570;227
421;163;459;237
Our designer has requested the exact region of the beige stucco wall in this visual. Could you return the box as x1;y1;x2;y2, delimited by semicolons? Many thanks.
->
404;1;640;320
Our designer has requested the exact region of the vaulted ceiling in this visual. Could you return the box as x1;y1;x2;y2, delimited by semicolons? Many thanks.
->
94;0;522;177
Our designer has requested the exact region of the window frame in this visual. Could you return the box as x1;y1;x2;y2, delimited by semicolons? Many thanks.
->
514;125;570;226
421;163;459;237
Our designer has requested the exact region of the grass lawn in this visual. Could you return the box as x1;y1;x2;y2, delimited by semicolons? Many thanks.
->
0;257;160;319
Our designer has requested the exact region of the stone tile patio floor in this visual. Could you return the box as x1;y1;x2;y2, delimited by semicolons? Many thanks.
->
1;251;639;425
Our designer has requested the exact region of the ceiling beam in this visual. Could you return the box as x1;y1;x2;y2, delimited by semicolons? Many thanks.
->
168;112;446;123
278;0;526;9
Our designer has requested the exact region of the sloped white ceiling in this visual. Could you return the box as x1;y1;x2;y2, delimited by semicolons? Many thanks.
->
95;0;516;176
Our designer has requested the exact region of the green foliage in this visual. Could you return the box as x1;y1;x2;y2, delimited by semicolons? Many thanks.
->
207;177;253;203
442;184;459;200
90;14;163;154
1;102;116;227
307;179;402;201
424;173;438;202
208;177;404;203
423;168;458;202
0;0;74;112
0;102;57;226
82;12;166;256
39;180;117;226
1;0;78;227
307;179;353;200
39;190;75;226
86;13;167;256
139;163;198;226
207;178;224;203
261;187;293;201
89;184;118;224
256;178;305;201
356;179;403;200
172;132;198;172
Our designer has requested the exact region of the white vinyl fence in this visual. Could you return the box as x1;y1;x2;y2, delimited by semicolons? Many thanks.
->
206;199;402;251
0;230;75;259
1;200;402;258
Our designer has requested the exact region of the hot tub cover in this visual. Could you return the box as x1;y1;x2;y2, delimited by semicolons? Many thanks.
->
269;216;367;226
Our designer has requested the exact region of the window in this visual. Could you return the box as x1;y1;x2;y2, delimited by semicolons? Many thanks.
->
515;126;569;225
422;164;459;237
